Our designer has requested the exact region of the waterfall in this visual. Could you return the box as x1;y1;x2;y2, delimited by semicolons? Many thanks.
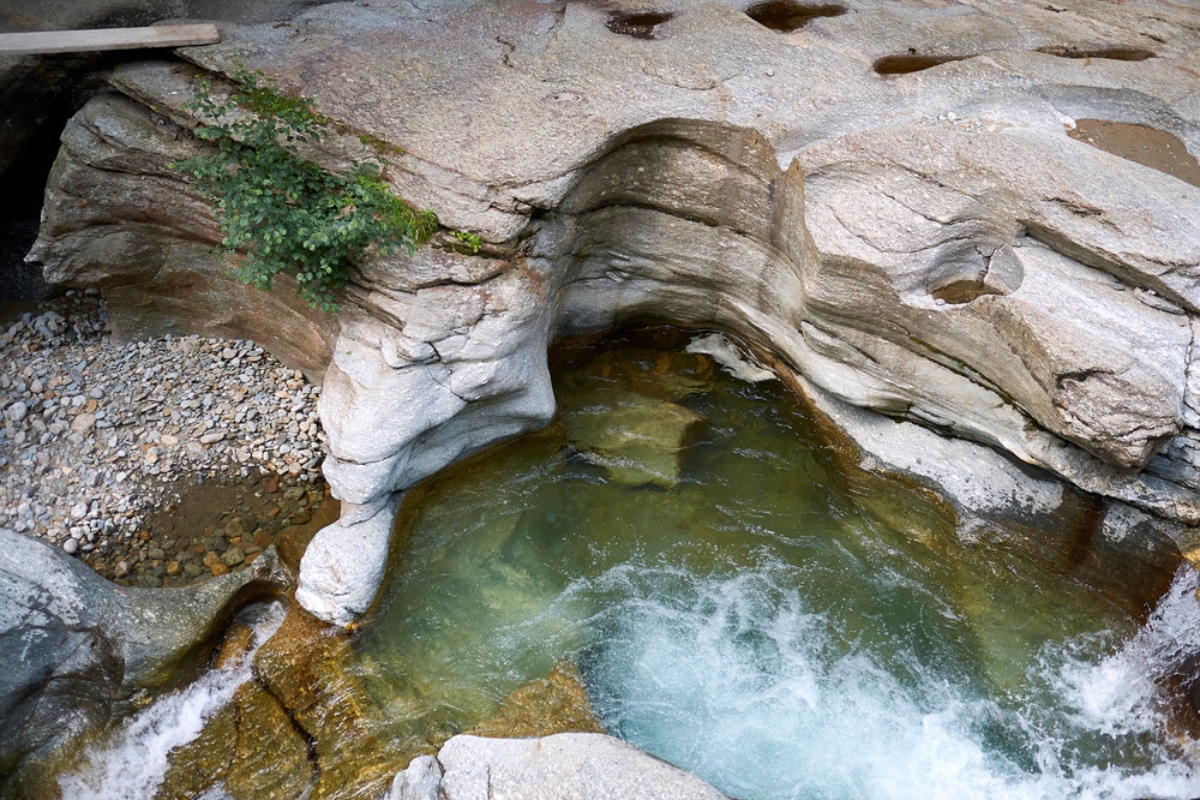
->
58;602;287;800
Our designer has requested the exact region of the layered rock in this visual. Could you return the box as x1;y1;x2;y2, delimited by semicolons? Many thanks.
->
24;0;1200;624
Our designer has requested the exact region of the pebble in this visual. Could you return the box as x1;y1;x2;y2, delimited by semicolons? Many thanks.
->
0;292;328;560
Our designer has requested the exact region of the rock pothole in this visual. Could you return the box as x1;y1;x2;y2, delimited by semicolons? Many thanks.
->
929;279;1004;305
606;11;674;40
873;53;970;75
1068;119;1200;188
745;1;846;33
1036;45;1156;61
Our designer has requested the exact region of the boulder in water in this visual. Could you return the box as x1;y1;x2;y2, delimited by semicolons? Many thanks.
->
434;732;730;800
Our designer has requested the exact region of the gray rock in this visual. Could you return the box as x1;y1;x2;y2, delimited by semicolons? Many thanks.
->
295;493;403;627
388;755;443;800
0;527;290;787
437;733;729;800
3;401;27;423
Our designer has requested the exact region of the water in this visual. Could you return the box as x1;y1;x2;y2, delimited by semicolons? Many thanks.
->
57;602;287;800
352;329;1200;799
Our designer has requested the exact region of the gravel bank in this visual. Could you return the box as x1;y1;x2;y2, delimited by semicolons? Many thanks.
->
0;290;329;573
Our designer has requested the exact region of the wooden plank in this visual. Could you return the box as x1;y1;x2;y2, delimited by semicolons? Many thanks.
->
0;24;220;56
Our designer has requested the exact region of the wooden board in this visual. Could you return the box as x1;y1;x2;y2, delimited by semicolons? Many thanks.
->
0;23;220;56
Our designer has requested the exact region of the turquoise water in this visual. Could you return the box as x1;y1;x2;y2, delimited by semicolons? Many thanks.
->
353;329;1199;799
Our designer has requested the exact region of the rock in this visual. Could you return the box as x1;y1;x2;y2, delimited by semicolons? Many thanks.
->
250;607;410;800
295;495;402;627
23;0;1200;625
3;401;27;423
436;733;730;800
561;387;704;489
62;537;78;554
686;334;775;383
220;548;246;567
467;660;605;739
0;527;290;795
157;682;314;800
388;756;442;800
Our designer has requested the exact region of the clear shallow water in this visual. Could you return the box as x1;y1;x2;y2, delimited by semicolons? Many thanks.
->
354;330;1200;800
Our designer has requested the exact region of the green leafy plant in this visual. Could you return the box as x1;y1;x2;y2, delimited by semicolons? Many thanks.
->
170;67;437;312
451;229;483;254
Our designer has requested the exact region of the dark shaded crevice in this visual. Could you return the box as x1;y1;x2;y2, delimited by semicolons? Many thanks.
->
930;278;1003;304
873;53;971;75
745;1;846;33
0;49;195;307
1061;491;1105;570
573;198;735;235
1036;45;1156;61
605;11;673;40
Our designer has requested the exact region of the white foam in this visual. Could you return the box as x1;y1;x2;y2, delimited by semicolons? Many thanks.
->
582;563;1200;800
58;602;287;800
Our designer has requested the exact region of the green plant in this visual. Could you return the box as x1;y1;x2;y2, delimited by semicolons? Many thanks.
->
170;67;437;312
451;229;483;254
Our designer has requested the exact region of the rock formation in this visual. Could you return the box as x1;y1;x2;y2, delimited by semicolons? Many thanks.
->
390;733;730;800
22;0;1200;624
0;526;288;797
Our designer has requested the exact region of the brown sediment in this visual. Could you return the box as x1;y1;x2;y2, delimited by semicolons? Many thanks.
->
930;278;1004;305
746;1;846;33
156;682;313;800
274;492;340;572
873;53;971;75
251;607;413;800
1068;119;1200;188
1036;45;1156;61
605;11;673;39
159;589;411;800
83;475;333;587
468;660;607;739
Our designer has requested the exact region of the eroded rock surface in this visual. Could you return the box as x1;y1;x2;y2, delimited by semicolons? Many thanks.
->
0;526;288;798
430;733;730;800
25;0;1200;623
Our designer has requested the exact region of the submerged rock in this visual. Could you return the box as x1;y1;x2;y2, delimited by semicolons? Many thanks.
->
0;526;288;798
467;660;605;740
562;387;704;489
